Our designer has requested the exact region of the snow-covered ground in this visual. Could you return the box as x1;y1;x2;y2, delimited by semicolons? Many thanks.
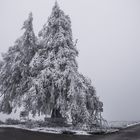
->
0;120;140;135
108;121;140;129
0;124;91;135
126;121;140;128
0;109;45;122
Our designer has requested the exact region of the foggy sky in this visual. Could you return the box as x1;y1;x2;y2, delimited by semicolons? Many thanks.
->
0;0;140;121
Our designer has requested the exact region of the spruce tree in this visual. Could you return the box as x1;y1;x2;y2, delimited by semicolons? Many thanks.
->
0;13;37;113
39;1;79;119
28;2;103;128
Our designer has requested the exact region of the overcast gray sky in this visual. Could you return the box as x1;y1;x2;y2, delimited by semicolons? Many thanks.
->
0;0;140;121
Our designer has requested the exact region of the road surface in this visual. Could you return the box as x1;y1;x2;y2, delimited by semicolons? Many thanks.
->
0;124;140;140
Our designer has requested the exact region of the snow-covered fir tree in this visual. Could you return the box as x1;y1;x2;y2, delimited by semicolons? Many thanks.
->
0;13;37;113
28;2;103;128
28;1;79;118
0;2;104;129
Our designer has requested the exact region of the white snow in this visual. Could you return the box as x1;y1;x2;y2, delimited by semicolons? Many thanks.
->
1;121;140;135
73;130;90;135
0;111;20;122
0;124;91;135
0;108;45;122
108;121;140;129
126;121;140;128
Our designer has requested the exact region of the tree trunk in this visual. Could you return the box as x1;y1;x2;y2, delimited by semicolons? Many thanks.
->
51;108;62;118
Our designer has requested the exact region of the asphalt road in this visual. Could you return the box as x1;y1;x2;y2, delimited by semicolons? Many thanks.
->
0;124;140;140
